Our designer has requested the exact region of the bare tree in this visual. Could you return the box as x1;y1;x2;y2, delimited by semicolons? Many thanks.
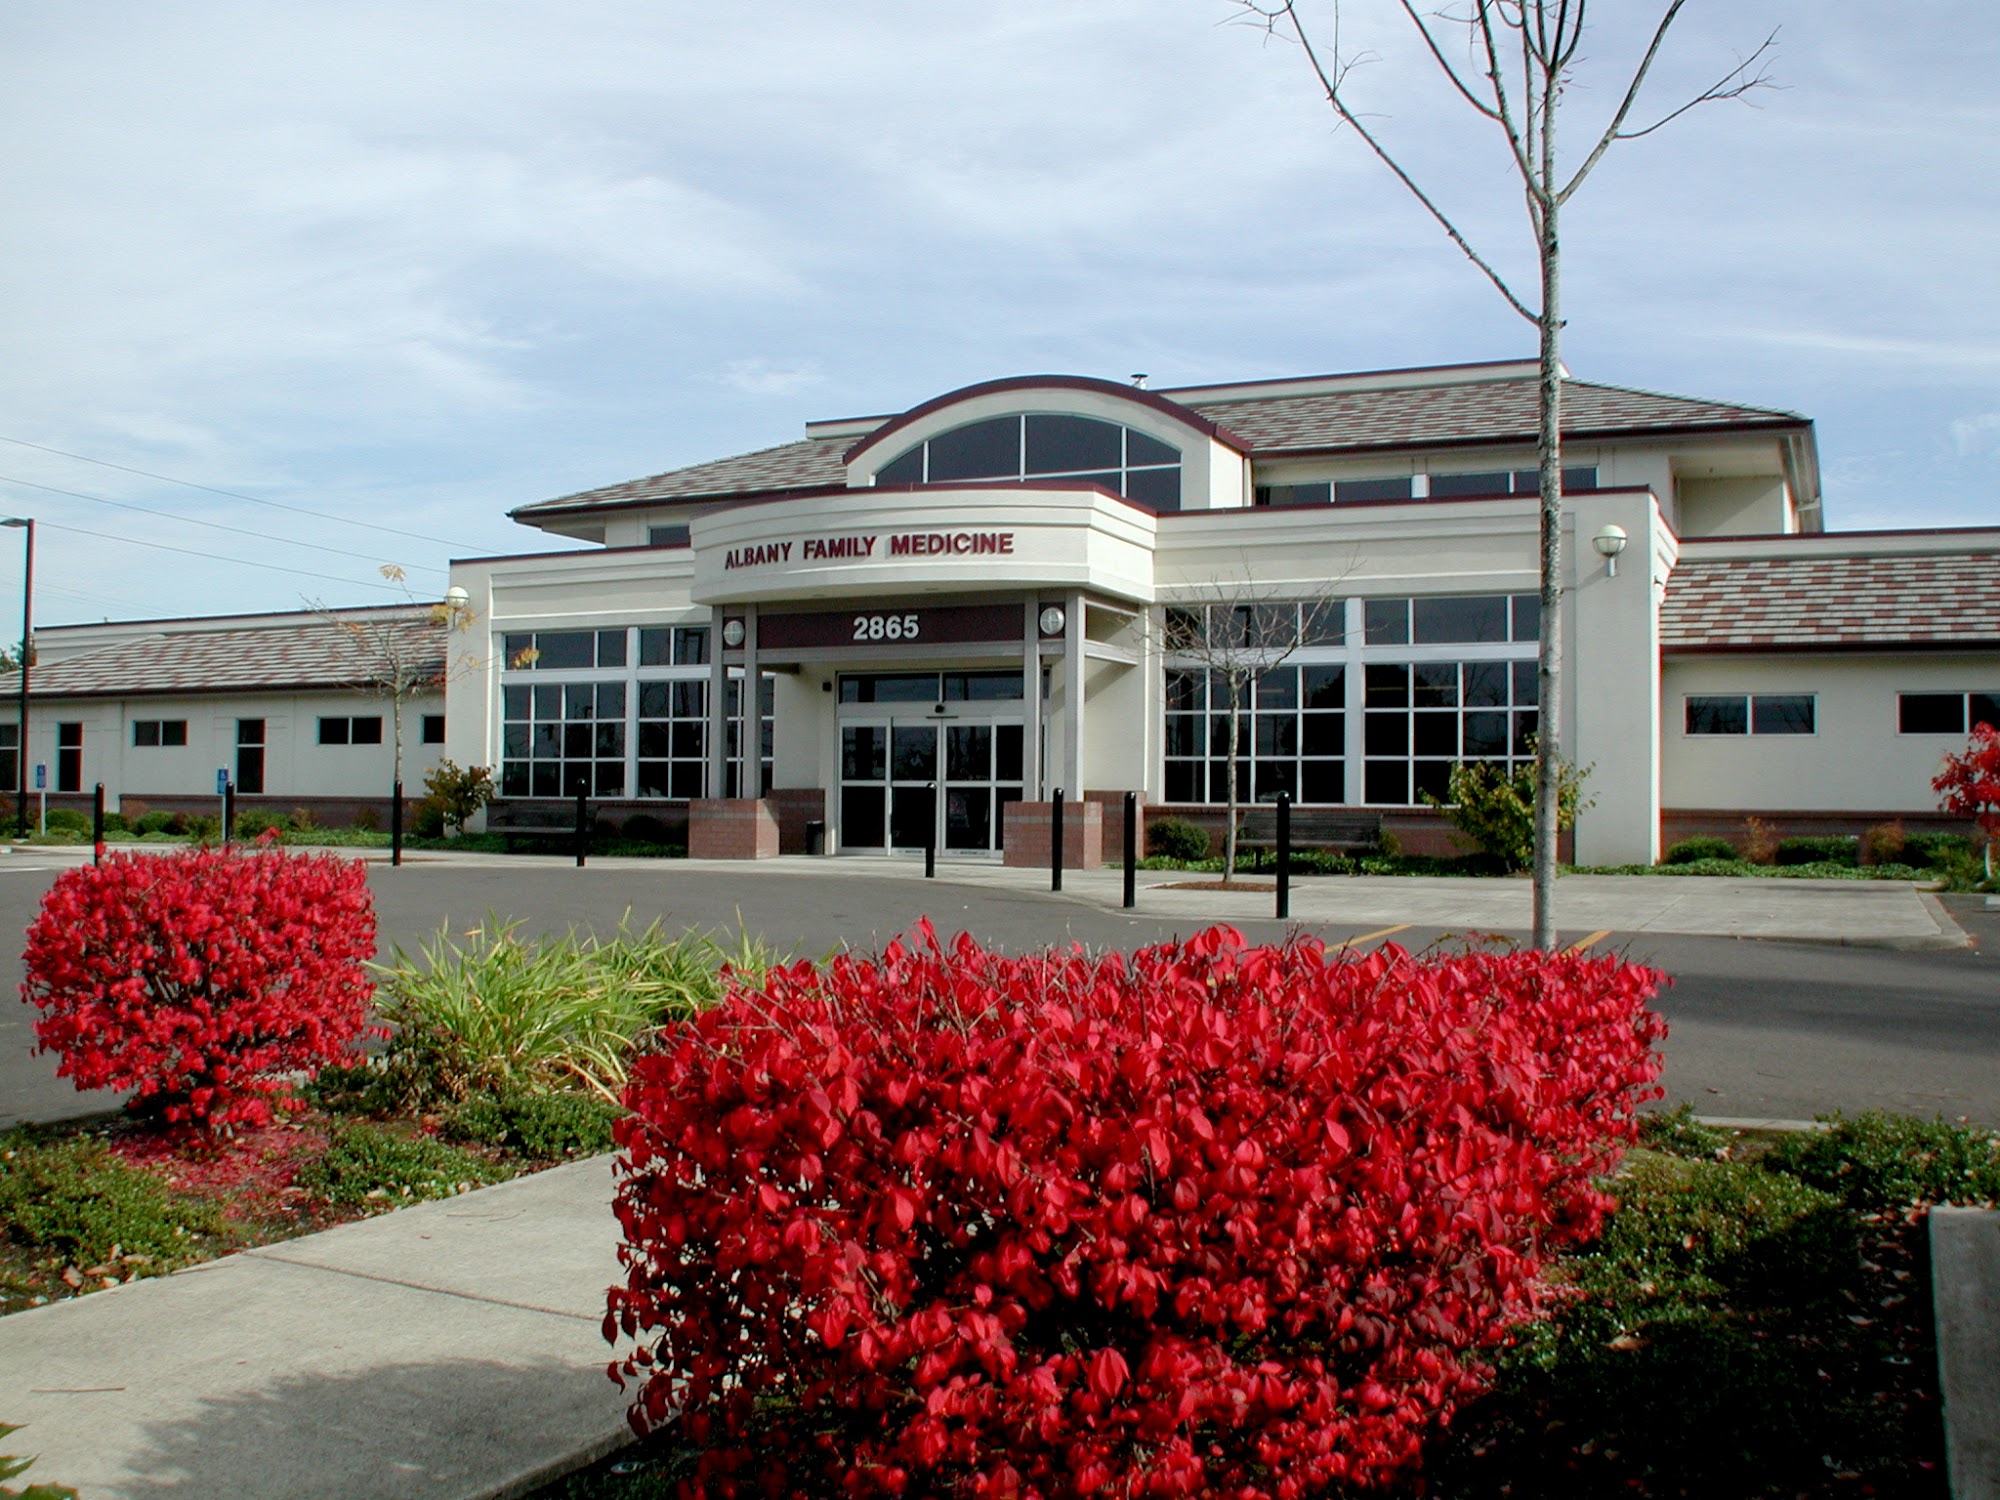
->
314;566;479;864
1232;0;1773;947
1163;588;1345;883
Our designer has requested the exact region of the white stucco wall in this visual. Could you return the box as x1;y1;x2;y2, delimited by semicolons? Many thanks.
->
1661;652;2000;813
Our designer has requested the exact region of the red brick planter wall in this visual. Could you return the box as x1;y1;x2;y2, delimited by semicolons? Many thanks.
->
689;799;780;860
1003;800;1104;870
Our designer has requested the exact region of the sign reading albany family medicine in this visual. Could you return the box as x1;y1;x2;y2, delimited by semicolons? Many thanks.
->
723;531;1015;571
751;602;1025;652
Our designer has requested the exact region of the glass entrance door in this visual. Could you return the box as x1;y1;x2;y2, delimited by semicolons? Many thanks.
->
840;716;1023;856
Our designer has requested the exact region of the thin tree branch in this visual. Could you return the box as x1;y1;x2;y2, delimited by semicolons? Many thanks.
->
1609;32;1778;142
1398;0;1501;121
1237;0;1539;323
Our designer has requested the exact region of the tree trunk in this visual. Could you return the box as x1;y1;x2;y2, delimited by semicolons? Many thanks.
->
1531;198;1564;951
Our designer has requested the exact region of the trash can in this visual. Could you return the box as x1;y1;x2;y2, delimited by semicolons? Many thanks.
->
805;819;826;856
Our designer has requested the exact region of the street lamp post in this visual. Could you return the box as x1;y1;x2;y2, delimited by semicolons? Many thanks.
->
1;519;31;841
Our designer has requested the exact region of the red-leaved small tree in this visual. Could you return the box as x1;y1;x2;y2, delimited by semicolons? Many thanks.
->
1934;720;2000;880
23;847;378;1130
607;923;1666;1497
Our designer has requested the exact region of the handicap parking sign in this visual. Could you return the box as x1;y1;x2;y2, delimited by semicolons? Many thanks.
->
33;764;45;790
216;768;229;794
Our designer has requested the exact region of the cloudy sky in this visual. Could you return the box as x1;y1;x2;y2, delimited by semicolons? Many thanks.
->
0;2;1993;625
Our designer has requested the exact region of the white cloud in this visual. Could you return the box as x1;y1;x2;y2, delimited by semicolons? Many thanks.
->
722;360;824;397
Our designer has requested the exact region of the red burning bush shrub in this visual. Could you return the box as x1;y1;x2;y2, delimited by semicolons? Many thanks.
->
23;847;378;1130
608;923;1667;1498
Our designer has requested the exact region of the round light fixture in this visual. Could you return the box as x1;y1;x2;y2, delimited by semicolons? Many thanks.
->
443;586;470;609
1592;523;1630;576
1038;605;1066;636
721;618;746;648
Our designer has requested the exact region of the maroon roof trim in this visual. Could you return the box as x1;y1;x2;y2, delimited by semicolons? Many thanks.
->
22;678;432;702
841;375;1250;468
1679;525;2000;546
39;601;425;634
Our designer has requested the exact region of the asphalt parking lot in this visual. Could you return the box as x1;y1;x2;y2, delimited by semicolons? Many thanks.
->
2;851;1996;1128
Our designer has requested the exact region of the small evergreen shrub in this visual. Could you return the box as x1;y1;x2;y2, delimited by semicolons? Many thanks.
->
233;809;290;842
619;814;671;844
1662;836;1737;865
1638;1102;1735;1158
40;810;89;835
22;848;378;1129
1904;830;1974;868
444;1091;622;1161
410;796;447;839
131;811;178;836
1774;835;1859;867
181;814;221;845
297;1121;503;1207
1763;1111;2000;1210
1145;814;1210;861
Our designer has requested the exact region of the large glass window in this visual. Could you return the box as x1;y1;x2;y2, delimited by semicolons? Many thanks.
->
1163;663;1345;806
1362;659;1539;805
873;414;1182;512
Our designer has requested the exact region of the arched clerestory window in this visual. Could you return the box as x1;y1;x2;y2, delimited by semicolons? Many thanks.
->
873;413;1182;511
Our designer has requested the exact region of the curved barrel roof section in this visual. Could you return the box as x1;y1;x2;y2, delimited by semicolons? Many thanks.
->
840;374;1248;469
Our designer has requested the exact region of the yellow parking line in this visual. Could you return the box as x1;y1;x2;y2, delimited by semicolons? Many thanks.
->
1566;929;1613;954
1331;923;1412;952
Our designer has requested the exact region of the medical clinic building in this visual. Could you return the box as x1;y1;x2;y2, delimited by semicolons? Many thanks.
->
437;360;2000;866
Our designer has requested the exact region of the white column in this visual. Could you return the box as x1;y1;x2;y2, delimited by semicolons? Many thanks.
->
743;604;762;800
1063;590;1085;796
706;606;727;797
1024;597;1043;799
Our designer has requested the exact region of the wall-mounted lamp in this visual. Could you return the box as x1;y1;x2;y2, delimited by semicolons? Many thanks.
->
1592;523;1629;577
721;618;747;648
1038;605;1066;636
443;585;470;609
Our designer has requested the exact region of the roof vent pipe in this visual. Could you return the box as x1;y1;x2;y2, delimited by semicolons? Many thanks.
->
1130;373;1148;389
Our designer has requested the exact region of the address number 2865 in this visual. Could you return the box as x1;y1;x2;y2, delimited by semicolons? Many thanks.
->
853;613;920;642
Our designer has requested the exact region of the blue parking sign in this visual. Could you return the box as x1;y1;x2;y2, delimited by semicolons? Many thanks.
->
216;768;229;794
33;764;45;790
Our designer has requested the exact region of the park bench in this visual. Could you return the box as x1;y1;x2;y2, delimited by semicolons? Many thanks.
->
484;800;591;853
1236;806;1382;861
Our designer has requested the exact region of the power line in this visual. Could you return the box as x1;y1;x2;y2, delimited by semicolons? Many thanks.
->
34;521;415;595
0;472;447;578
0;434;497;552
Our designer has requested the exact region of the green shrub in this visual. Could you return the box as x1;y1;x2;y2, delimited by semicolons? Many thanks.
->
1927;842;1994;892
131;811;178;836
1425;747;1591;872
1774;834;1858;867
1861;819;1907;866
1904;830;1973;867
296;1121;504;1208
182;814;221;845
1638;1102;1736;1158
1763;1111;2000;1210
0;1134;226;1269
351;805;381;832
1146;815;1210;861
40;810;89;835
442;1091;622;1161
98;813;128;835
1662;835;1736;865
233;809;290;841
619;813;672;844
421;759;496;835
409;796;447;839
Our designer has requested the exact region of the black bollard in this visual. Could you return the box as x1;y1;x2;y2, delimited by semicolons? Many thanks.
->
1122;790;1137;909
1050;788;1065;892
92;783;104;866
223;780;236;850
925;784;936;879
389;780;403;867
574;787;589;868
1276;791;1292;921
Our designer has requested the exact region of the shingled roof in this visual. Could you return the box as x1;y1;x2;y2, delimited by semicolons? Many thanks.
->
1186;378;1801;455
513;374;1804;517
2;612;447;700
1662;550;2000;652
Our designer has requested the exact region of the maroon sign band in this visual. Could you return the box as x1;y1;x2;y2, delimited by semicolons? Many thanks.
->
752;602;1026;652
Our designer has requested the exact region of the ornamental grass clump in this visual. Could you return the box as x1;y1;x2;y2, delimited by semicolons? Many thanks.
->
608;923;1667;1498
21;848;377;1131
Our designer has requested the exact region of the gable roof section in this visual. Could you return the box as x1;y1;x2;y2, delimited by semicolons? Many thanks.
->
2;614;447;700
513;374;1806;520
1662;551;2000;652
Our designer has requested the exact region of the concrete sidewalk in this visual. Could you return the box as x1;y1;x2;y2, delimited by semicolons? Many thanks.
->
0;1159;632;1500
